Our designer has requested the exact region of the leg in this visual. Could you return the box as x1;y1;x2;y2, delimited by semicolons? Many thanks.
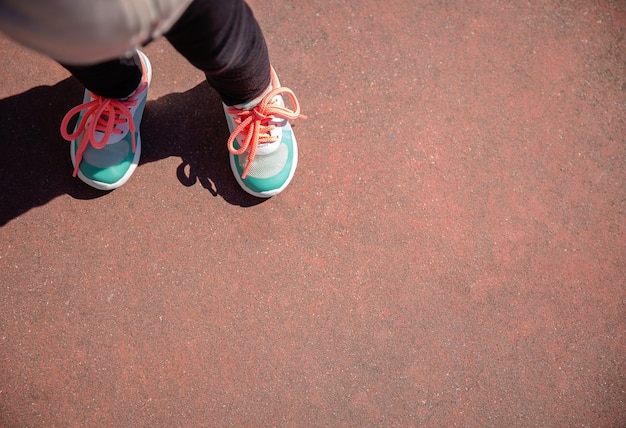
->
164;0;271;106
61;54;143;99
164;0;304;198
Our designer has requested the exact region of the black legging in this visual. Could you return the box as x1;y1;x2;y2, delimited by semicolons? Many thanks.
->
61;0;271;106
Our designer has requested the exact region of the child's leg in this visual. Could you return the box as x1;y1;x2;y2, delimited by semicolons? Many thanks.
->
164;0;304;198
163;0;271;106
61;54;143;99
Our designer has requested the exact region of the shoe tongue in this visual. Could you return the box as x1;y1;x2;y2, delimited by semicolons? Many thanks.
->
94;128;125;145
92;114;127;145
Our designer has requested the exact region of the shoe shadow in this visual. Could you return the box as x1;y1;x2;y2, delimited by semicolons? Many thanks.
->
0;78;264;226
139;81;265;207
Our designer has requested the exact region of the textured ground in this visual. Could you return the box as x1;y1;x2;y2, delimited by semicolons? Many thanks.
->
1;0;625;426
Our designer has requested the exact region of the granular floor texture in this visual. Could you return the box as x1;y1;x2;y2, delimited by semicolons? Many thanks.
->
1;0;625;426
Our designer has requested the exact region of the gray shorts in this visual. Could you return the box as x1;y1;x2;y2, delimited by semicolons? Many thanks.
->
0;0;193;65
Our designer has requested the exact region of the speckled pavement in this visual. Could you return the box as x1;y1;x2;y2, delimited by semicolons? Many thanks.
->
1;1;625;426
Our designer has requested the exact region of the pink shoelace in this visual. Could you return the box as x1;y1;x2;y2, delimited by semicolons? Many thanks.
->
226;86;306;179
60;82;147;177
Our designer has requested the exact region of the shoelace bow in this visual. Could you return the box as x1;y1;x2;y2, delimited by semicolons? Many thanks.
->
226;87;306;179
60;83;146;177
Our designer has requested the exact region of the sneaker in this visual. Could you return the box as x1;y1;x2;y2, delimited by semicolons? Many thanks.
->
60;51;152;190
223;67;305;198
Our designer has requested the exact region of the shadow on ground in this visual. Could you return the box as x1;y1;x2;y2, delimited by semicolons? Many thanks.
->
0;78;264;225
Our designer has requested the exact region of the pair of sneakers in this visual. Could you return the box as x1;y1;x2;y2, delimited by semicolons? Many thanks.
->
60;51;305;198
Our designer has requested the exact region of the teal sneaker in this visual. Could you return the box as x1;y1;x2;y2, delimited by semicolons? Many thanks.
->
224;67;305;198
60;51;152;190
